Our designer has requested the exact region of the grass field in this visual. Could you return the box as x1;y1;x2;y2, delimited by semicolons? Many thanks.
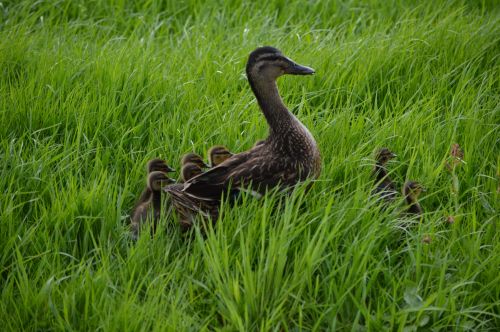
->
1;0;499;330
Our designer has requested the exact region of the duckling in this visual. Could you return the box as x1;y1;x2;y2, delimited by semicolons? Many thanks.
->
372;148;397;202
148;158;175;174
181;153;210;169
133;159;175;204
181;162;204;182
130;171;175;239
402;181;426;220
166;47;318;223
207;145;234;167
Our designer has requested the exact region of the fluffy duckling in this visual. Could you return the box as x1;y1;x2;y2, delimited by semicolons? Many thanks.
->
181;162;204;182
402;181;426;219
372;148;397;202
148;158;175;174
181;153;210;169
208;145;234;167
130;171;175;239
133;159;175;204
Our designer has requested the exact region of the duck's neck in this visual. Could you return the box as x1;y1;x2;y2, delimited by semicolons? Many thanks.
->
249;76;294;136
152;191;161;212
373;163;388;182
405;193;422;213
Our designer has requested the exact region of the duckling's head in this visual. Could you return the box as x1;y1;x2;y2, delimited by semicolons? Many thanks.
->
403;181;426;199
208;145;233;167
181;162;204;182
375;148;397;165
181;153;209;168
147;158;175;174
148;171;175;191
246;46;315;81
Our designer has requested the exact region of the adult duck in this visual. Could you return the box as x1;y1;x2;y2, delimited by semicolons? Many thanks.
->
166;46;320;218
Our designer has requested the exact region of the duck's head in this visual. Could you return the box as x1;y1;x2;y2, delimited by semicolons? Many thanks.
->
375;148;397;165
246;46;315;81
147;158;175;173
181;153;209;168
208;145;234;167
403;181;426;198
181;162;204;182
148;171;175;191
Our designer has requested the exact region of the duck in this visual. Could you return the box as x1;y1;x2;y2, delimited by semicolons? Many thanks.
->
181;162;204;182
207;145;234;167
131;159;175;217
130;171;175;239
372;148;397;202
181;153;210;169
402;181;425;220
165;46;320;222
148;158;176;174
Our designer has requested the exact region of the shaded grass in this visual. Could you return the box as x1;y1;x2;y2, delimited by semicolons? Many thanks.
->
1;0;499;330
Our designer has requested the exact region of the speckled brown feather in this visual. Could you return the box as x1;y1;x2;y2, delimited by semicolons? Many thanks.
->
167;47;320;221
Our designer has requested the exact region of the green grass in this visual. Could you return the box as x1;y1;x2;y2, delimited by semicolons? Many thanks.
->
1;0;499;330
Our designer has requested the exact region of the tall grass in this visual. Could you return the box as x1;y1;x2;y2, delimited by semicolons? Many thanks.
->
1;0;499;330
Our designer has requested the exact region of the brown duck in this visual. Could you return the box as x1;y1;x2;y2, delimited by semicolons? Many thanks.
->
133;159;175;205
130;171;175;239
166;46;320;221
181;162;204;182
181;153;210;169
372;148;397;202
402;181;425;220
208;145;234;167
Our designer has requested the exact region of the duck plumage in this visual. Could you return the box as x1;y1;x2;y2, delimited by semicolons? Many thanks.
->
372;148;397;202
131;170;175;239
166;47;320;221
208;145;233;167
181;162;204;182
402;181;425;219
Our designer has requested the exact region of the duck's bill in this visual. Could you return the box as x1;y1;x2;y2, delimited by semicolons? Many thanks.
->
286;62;315;75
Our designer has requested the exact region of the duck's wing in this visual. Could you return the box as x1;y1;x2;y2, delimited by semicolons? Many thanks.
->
183;152;299;200
164;183;219;220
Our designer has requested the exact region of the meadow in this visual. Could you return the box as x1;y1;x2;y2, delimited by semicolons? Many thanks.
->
1;0;499;330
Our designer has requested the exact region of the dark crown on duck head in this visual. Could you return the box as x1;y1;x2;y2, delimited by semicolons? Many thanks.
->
246;46;315;79
181;153;209;168
148;171;175;191
375;148;397;165
147;158;175;173
403;181;426;197
182;162;204;182
208;145;233;166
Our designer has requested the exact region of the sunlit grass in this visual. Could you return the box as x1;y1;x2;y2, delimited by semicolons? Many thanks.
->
1;0;499;330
